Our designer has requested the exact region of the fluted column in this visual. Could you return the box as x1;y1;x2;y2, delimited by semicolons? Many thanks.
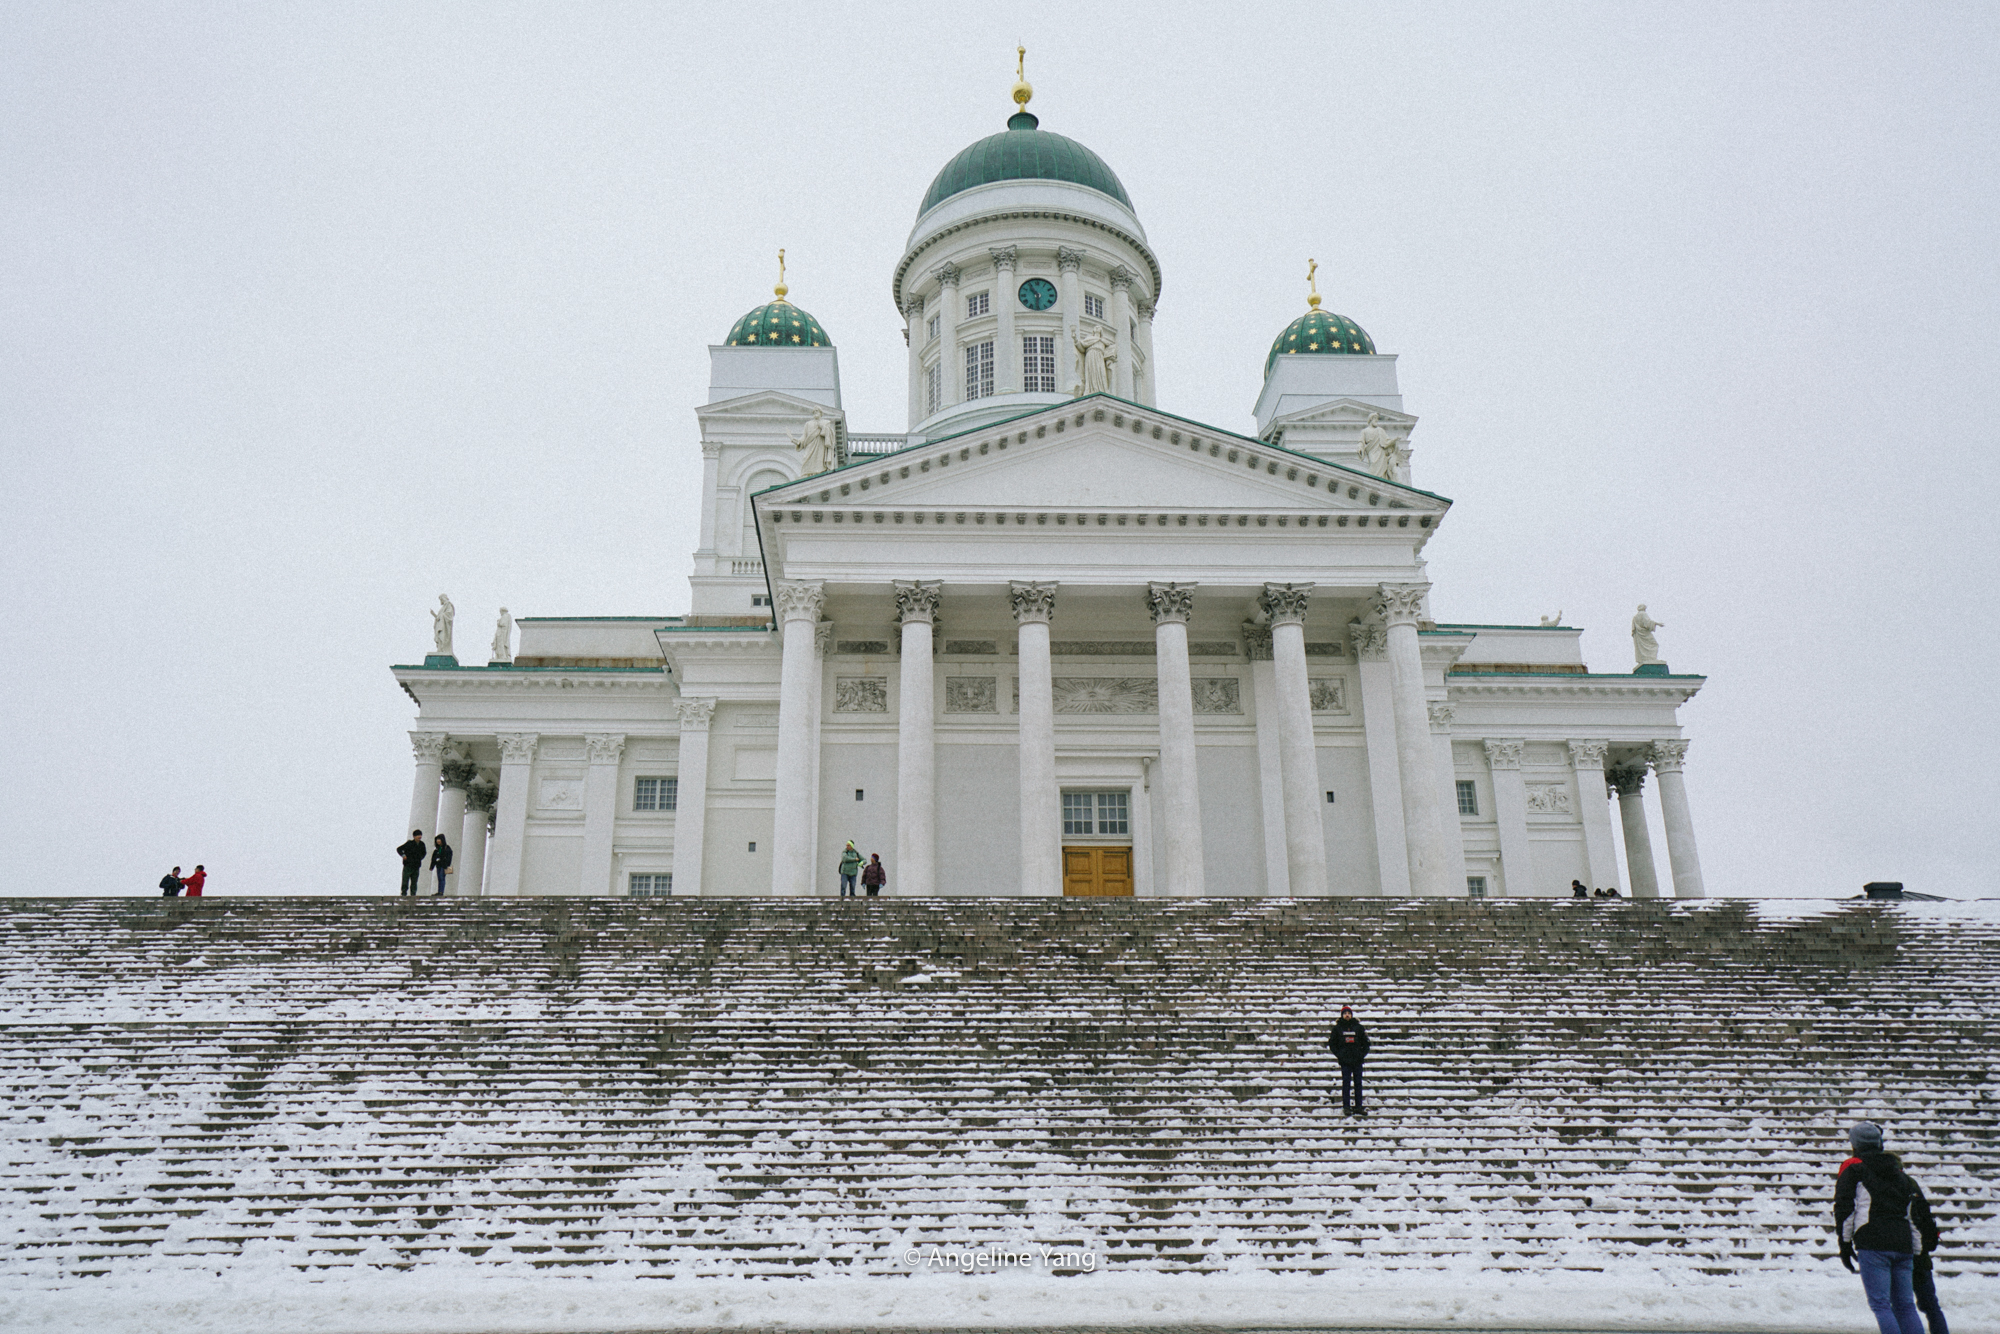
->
407;732;447;843
1482;740;1532;898
1260;584;1328;897
1373;584;1452;896
936;264;962;408
1148;583;1204;896
487;733;537;897
580;733;626;896
1109;266;1135;399
1350;622;1409;896
895;581;941;896
1135;299;1157;405
1609;765;1662;899
695;441;721;565
1056;248;1084;394
1011;581;1061;896
459;775;494;897
435;749;474;893
991;247;1018;395
771;581;825;895
1649;740;1706;898
904;297;925;429
670;698;715;897
1569;740;1621;893
1244;624;1291;896
1430;703;1471;895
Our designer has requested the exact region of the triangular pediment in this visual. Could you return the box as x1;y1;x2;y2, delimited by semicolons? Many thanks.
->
758;398;1444;515
697;389;843;424
1271;398;1417;430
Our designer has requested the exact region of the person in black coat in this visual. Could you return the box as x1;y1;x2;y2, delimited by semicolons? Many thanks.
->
397;832;426;897
1836;1121;1939;1334
429;834;453;897
159;867;183;897
1327;1005;1371;1116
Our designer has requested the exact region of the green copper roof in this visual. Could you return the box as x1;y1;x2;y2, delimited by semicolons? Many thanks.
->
919;112;1132;215
1265;308;1376;376
725;300;832;348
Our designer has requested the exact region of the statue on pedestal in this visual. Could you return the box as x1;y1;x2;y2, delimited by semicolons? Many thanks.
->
491;608;513;665
1631;604;1665;666
1358;413;1408;480
789;409;837;476
1073;328;1115;395
431;594;455;658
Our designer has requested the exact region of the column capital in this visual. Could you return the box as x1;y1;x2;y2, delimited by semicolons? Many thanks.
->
1056;247;1086;273
1146;581;1195;625
933;262;962;287
700;439;722;459
1136;298;1156;321
1568;739;1610;771
1009;580;1057;625
440;755;479;790
1482;738;1524;770
676;696;717;732
585;733;626;766
496;733;538;765
989;245;1018;271
1258;582;1313;627
1372;583;1429;628
774;580;825;625
894;579;943;625
1608;765;1648;796
1428;701;1456;734
1108;265;1134;292
1649;738;1690;773
411;732;451;764
466;774;499;813
904;295;925;319
1347;619;1388;661
1241;620;1273;661
814;619;834;659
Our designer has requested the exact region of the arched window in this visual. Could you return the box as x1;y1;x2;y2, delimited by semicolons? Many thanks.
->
740;469;788;559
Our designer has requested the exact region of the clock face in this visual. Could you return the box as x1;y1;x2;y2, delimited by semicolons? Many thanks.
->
1017;277;1058;311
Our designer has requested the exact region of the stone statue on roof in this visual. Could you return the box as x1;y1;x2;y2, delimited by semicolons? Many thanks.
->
1359;413;1408;481
789;409;836;477
1074;327;1115;395
491;608;513;665
1632;604;1665;666
431;594;454;657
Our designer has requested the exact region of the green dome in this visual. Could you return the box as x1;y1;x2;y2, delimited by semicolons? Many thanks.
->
725;300;832;348
919;111;1132;216
1264;307;1376;376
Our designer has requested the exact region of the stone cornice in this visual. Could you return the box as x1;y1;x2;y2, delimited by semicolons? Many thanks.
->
895;210;1162;309
1447;677;1705;702
392;669;673;695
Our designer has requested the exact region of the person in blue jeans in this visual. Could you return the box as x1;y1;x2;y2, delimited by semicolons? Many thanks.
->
1836;1121;1940;1334
837;842;862;898
1327;1005;1371;1115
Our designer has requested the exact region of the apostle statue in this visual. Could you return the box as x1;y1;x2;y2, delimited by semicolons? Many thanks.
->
789;409;836;476
1358;413;1408;480
1540;611;1563;626
491;607;513;665
1631;604;1665;666
431;594;455;657
1073;328;1116;395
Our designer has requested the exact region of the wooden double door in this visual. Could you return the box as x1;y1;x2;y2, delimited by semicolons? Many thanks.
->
1062;846;1133;897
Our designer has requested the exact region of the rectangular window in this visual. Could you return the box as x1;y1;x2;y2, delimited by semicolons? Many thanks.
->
1094;791;1129;836
927;314;939;343
1084;293;1105;320
964;340;994;400
1062;789;1129;836
925;362;941;416
635;776;678;812
1466;875;1487;899
629;872;672;897
1022;334;1055;393
966;291;989;318
1456;780;1478;817
1062;791;1095;837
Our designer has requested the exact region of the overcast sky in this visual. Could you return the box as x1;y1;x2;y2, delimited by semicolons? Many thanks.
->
4;2;1995;898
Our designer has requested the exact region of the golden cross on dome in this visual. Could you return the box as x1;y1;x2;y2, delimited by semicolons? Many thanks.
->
1012;45;1033;115
774;248;788;302
1307;258;1322;309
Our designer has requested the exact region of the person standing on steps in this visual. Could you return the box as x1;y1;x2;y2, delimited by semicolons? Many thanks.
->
861;852;885;898
159;867;183;898
181;866;206;898
397;831;426;897
1837;1120;1939;1334
1328;1005;1371;1116
838;841;863;898
430;833;453;897
1572;880;1589;899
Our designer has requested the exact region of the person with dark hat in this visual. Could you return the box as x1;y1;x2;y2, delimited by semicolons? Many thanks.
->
1327;1005;1371;1116
1836;1121;1940;1334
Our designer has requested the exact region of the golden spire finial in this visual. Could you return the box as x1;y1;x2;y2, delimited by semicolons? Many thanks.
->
1307;258;1322;309
774;248;788;303
1011;45;1033;117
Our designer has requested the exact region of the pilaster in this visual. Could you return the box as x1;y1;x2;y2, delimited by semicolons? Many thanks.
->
670;699;716;897
580;733;626;897
1482;739;1533;898
487;733;538;897
1349;621;1409;896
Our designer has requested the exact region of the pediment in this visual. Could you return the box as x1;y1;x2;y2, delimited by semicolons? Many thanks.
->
697;390;844;424
1271;398;1417;430
759;399;1444;515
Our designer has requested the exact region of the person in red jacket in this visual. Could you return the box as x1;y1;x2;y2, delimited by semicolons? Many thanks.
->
181;866;206;898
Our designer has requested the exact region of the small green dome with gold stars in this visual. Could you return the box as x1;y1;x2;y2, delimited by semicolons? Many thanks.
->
1265;308;1375;376
724;299;832;349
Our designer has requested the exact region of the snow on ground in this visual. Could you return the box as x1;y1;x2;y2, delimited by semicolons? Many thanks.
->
5;1266;1999;1334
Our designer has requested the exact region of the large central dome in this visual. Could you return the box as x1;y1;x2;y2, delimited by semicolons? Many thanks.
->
918;111;1131;216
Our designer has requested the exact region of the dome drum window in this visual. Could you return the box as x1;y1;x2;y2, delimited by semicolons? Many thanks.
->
967;291;990;318
1084;293;1105;320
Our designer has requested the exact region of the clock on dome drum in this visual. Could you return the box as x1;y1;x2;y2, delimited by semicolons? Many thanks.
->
1017;277;1057;310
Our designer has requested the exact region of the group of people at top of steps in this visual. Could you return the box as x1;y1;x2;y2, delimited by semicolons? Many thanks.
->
1572;879;1623;899
836;842;886;898
396;830;453;897
157;865;206;897
1840;1120;1948;1334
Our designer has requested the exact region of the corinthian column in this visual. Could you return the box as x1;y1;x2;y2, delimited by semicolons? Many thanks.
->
1373;584;1451;896
1056;248;1085;394
895;580;942;896
1483;740;1532;898
1609;765;1661;898
771;581;825;896
1109;266;1135;399
581;733;626;896
1148;582;1204;896
991;246;1019;395
1568;740;1621;893
670;698;716;897
1648;740;1706;898
460;775;494;897
1011;581;1060;896
905;297;925;428
935;264;962;408
1350;621;1409;896
1260;583;1328;896
407;732;448;843
436;749;475;893
487;733;537;897
1430;702;1470;894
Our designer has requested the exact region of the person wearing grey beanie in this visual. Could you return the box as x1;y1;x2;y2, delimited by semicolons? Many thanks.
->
1835;1122;1942;1334
1851;1121;1886;1154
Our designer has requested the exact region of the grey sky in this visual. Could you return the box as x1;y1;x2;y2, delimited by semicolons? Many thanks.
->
4;2;1995;897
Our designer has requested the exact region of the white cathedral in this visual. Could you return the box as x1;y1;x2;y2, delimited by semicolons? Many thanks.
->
393;71;1708;902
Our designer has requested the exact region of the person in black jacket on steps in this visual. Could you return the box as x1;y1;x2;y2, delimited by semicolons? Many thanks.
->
1328;1006;1371;1116
1836;1121;1940;1334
